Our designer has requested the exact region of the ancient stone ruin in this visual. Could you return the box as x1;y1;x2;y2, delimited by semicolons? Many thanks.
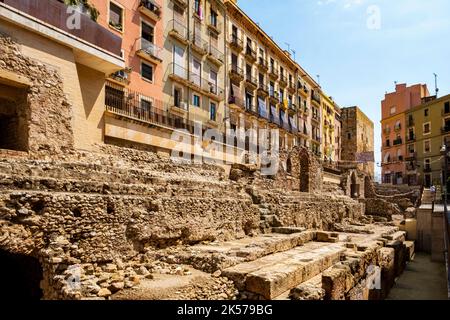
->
0;33;415;301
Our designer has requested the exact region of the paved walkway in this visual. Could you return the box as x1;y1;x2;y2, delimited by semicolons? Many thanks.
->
387;252;448;300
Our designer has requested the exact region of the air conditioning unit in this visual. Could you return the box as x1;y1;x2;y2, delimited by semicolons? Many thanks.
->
116;70;128;79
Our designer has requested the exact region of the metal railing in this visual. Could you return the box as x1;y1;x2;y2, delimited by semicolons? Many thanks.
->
208;15;222;31
140;0;162;17
190;32;208;51
207;45;224;63
245;46;257;60
230;64;244;77
311;90;321;104
169;19;188;40
105;81;196;132
229;34;243;48
2;0;122;56
269;66;279;77
138;38;163;61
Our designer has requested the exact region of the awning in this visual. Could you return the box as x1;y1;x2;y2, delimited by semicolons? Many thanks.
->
270;106;280;125
280;110;289;130
258;97;268;118
289;116;297;132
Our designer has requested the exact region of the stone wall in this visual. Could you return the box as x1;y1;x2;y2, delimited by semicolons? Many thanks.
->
0;34;74;155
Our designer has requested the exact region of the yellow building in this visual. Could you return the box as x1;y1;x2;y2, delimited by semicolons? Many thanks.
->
321;93;336;161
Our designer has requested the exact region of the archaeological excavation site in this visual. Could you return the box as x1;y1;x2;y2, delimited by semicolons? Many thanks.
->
1;0;448;303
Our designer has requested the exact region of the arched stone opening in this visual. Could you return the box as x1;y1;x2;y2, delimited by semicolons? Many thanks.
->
350;172;359;198
0;249;43;300
299;150;310;193
286;157;292;174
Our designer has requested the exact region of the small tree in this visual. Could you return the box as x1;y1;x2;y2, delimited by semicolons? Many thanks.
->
64;0;99;22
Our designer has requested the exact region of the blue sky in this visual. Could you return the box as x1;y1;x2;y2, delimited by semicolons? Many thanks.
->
238;0;450;179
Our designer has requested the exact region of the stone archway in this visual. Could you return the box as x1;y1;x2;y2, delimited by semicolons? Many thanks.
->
299;149;310;193
286;157;292;174
0;249;43;300
350;172;359;198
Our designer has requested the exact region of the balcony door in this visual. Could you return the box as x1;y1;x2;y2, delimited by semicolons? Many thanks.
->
173;45;185;77
192;59;201;87
141;21;154;54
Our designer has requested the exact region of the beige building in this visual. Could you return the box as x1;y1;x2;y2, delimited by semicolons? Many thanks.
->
341;106;375;177
0;0;124;153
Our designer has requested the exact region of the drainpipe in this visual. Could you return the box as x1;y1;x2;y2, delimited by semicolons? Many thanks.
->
441;144;450;298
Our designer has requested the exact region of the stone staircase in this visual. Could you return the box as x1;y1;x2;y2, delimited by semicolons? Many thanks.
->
153;224;411;300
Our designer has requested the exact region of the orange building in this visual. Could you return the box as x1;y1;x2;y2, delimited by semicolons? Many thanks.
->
381;83;430;185
89;0;164;102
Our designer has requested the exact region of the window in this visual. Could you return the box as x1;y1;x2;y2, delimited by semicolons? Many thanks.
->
423;122;431;135
109;2;123;31
424;140;431;153
445;102;450;114
245;91;253;109
210;10;218;27
193;94;201;107
141;62;153;82
142;22;154;43
174;87;182;108
424;109;429;117
209;70;218;94
347;132;351;140
194;0;202;17
140;98;152;112
210;102;217;121
390;106;396;115
424;159;431;171
408;144;415;154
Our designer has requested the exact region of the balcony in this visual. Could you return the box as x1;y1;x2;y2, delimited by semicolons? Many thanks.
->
244;46;257;63
229;64;244;82
279;74;288;88
1;0;123;73
383;128;391;135
170;0;188;10
312;114;320;124
393;138;403;146
406;152;417;161
269;91;279;105
443;107;450;116
407;118;415;127
228;95;244;109
207;16;222;34
139;0;162;21
442;126;450;134
107;68;131;86
257;83;269;97
288;103;297;115
287;82;296;94
229;34;244;52
269;66;279;80
206;45;224;67
169;63;189;85
136;38;163;64
169;19;189;45
190;33;208;56
299;84;308;97
311;90;321;105
245;104;259;118
244;74;258;91
105;81;195;134
257;58;269;72
406;134;416;142
424;166;432;173
394;124;402;132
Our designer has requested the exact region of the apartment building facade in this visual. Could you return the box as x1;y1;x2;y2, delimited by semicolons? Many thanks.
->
321;93;338;161
381;83;430;184
404;94;450;187
0;0;353;166
341;107;375;178
0;0;124;152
